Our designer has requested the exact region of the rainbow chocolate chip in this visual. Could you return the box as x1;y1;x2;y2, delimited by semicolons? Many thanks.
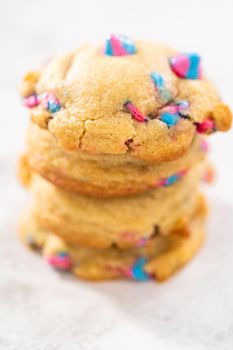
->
155;169;187;188
131;258;150;281
40;92;61;113
150;72;172;102
23;92;61;113
170;53;202;79
104;34;136;56
159;100;189;127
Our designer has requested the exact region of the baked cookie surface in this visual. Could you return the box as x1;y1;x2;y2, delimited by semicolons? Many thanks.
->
19;195;207;282
23;160;206;249
21;36;232;162
25;123;208;197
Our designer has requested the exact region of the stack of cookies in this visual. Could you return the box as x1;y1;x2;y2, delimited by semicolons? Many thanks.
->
18;35;232;281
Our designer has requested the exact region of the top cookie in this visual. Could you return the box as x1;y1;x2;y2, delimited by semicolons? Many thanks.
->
21;35;232;162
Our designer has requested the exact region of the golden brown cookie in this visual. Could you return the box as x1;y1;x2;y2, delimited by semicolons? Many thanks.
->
26;160;206;249
17;154;31;188
18;194;207;282
20;37;232;163
24;123;208;197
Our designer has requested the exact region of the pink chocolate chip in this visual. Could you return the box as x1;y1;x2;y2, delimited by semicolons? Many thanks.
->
23;94;40;108
125;102;147;122
47;255;72;270
196;119;215;133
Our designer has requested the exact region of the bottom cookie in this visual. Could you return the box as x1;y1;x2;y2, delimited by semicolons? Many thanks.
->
18;198;206;282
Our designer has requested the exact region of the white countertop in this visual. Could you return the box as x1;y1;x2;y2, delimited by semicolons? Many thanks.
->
1;0;233;349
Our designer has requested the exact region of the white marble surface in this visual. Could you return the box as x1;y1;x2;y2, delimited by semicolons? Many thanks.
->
1;0;233;349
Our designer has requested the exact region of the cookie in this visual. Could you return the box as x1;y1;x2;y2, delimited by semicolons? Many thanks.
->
18;194;207;281
20;37;232;163
24;123;208;197
25;160;206;249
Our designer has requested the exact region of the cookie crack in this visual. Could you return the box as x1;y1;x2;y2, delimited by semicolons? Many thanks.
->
78;121;87;149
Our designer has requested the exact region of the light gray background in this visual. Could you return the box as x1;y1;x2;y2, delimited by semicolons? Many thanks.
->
0;0;233;349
